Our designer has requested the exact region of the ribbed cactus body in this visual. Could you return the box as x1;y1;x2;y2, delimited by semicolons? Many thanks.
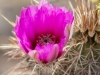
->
65;0;100;75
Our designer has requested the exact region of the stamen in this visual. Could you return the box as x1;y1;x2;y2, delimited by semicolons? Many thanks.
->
36;34;57;45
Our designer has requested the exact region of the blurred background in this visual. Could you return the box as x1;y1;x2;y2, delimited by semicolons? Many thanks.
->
0;0;74;74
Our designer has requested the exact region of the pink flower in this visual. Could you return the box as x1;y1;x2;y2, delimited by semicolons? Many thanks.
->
14;0;74;63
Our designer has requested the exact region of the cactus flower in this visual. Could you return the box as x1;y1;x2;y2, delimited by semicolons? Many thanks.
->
14;0;74;63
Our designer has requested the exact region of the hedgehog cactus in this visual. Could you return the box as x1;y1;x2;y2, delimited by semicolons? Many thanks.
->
64;0;100;75
1;0;100;75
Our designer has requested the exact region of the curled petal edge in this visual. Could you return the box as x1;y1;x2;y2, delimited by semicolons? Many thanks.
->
28;50;42;63
46;44;59;62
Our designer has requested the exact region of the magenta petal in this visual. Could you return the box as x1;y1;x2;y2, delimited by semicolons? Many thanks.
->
18;35;33;53
65;11;74;24
20;17;36;43
54;12;66;38
20;7;27;18
33;7;48;35
57;37;66;57
64;24;70;40
28;50;41;63
46;44;59;62
38;0;48;9
14;0;74;64
35;44;59;63
60;7;68;13
17;34;33;53
15;16;20;25
25;5;38;18
14;17;24;41
18;41;29;53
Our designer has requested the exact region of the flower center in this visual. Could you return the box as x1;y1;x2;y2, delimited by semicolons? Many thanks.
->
36;34;59;45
